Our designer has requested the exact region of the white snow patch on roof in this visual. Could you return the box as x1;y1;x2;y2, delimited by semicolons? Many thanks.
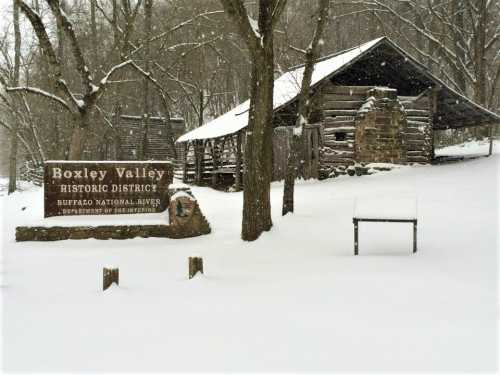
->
177;37;384;143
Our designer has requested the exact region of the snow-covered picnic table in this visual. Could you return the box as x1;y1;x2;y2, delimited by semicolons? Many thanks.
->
353;196;418;255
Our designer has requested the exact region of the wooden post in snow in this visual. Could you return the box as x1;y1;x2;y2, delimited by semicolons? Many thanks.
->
194;140;203;185
235;131;243;191
103;268;119;291
183;142;188;182
211;139;219;188
488;124;494;156
430;88;439;161
189;257;203;279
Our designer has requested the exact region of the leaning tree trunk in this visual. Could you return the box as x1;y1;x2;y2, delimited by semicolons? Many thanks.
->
282;0;329;216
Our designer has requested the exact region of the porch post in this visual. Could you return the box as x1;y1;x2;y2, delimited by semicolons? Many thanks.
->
235;131;243;191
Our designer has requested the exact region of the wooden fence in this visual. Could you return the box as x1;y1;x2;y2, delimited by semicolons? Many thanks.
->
20;161;43;186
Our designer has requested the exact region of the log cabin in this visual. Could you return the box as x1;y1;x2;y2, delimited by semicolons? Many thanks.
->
176;37;500;189
102;114;185;177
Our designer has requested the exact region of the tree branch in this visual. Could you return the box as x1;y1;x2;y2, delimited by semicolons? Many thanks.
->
46;0;93;93
5;86;70;111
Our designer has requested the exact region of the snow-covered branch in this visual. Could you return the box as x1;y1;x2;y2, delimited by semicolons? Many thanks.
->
128;11;225;58
17;1;60;71
46;0;93;92
5;86;70;111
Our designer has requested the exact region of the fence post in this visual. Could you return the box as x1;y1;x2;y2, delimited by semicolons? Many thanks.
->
189;257;203;279
103;267;119;290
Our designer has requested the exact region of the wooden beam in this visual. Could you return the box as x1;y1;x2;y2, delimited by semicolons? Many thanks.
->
235;131;242;191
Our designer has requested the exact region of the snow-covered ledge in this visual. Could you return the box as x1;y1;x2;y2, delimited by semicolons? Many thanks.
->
16;189;211;242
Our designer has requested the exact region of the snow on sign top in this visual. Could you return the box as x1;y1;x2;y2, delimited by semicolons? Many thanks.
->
354;196;417;220
177;37;384;143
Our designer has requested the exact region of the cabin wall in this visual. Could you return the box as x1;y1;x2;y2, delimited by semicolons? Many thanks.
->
316;83;433;175
272;125;320;181
318;84;367;172
181;84;434;190
107;116;185;163
399;96;433;163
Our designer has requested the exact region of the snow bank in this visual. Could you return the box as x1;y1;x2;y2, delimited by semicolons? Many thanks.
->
1;144;498;372
435;139;494;157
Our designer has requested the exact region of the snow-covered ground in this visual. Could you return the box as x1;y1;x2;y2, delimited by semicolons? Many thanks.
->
1;142;498;372
435;138;493;157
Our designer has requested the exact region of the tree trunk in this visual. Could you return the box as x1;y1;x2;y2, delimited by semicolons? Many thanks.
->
241;45;274;240
282;0;329;216
141;0;153;160
8;0;21;195
473;0;488;106
207;0;288;240
68;126;86;160
68;111;91;160
57;0;66;64
90;0;98;66
282;130;298;214
450;0;467;93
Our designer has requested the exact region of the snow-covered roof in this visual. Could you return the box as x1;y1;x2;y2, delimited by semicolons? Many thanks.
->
177;36;500;143
177;38;384;142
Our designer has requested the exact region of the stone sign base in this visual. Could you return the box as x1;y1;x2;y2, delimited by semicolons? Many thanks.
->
16;186;211;242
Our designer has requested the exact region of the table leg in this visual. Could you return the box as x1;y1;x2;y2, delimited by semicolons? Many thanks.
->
413;221;417;253
354;219;359;255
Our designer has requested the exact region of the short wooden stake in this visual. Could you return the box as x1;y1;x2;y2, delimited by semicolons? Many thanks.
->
189;257;203;279
103;267;119;291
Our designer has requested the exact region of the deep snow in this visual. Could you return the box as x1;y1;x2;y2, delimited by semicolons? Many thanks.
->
1;141;498;372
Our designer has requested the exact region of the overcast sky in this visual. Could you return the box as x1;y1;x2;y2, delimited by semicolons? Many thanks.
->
0;2;11;32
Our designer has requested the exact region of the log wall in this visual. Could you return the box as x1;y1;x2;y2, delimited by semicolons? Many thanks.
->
317;84;433;174
319;84;367;172
116;115;185;162
180;84;434;189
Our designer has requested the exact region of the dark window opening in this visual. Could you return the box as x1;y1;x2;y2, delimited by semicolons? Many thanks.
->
335;132;346;141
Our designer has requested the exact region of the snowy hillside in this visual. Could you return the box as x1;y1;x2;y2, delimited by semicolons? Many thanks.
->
1;141;498;372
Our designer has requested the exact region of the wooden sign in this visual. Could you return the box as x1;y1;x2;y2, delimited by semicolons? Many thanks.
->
44;161;173;218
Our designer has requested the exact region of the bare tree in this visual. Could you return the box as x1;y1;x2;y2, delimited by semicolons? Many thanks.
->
282;0;329;215
140;0;153;159
8;0;22;194
8;0;152;160
218;0;288;241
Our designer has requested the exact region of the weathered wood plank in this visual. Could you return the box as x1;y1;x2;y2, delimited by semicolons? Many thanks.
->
323;93;366;102
322;100;364;110
406;116;429;122
405;109;430;116
323;119;356;127
322;85;374;94
324;110;359;117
